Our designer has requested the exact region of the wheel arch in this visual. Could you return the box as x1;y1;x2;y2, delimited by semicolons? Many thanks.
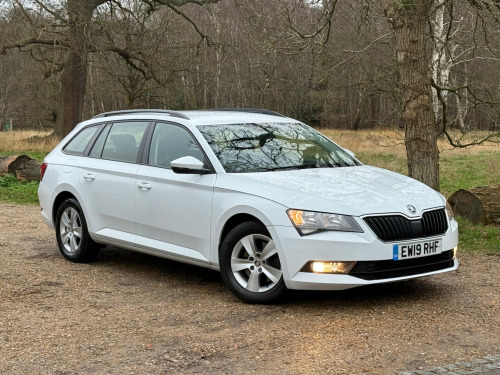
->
218;213;266;253
52;191;78;225
211;202;283;268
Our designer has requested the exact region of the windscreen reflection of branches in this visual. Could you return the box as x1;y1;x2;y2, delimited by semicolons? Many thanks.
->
198;123;358;173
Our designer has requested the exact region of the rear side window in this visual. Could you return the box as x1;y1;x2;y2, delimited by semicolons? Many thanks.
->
64;126;100;155
101;122;149;163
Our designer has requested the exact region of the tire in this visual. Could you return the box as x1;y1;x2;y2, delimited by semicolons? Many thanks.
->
55;198;100;263
220;221;286;304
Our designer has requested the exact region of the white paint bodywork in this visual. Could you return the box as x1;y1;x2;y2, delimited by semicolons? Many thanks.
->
38;111;459;291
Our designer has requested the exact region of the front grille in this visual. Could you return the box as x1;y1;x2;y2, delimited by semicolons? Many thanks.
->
363;208;448;242
349;250;455;280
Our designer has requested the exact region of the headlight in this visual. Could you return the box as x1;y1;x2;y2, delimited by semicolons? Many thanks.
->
287;209;363;236
445;201;455;221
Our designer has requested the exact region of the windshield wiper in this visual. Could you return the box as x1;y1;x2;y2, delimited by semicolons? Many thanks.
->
261;163;320;172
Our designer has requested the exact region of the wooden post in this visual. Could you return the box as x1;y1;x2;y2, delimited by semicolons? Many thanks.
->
9;118;12;131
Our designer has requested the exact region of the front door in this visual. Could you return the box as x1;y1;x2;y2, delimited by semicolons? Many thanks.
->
135;122;216;263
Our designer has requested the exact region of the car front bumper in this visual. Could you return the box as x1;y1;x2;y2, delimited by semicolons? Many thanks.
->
268;219;459;291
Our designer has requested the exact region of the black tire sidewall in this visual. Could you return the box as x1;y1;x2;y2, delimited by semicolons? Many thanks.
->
55;198;97;262
220;221;286;304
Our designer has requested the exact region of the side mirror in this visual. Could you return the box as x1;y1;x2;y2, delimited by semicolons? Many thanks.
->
344;149;355;158
170;156;212;174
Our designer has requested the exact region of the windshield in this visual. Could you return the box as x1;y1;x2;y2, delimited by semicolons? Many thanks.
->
197;122;361;173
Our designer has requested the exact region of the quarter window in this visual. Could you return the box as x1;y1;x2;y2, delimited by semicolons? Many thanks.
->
149;123;205;168
101;122;149;163
64;126;100;155
89;124;111;158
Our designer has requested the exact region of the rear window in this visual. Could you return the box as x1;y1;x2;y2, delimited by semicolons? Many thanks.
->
64;126;100;155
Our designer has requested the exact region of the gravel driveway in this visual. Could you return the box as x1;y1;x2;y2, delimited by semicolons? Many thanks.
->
0;203;498;375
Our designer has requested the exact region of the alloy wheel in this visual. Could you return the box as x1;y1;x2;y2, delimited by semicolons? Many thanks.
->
59;207;82;253
230;234;283;293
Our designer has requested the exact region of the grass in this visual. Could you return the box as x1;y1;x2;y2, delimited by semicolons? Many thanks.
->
0;128;499;254
1;150;49;162
0;129;58;159
455;216;500;255
0;173;40;205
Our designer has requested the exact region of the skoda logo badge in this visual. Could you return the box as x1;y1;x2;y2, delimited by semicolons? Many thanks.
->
407;205;417;214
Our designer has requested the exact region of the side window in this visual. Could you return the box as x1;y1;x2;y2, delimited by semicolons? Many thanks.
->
64;126;100;155
149;123;205;168
89;124;111;158
101;122;148;163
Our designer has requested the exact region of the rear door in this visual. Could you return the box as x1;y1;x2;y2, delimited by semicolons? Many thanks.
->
78;121;150;241
135;122;216;263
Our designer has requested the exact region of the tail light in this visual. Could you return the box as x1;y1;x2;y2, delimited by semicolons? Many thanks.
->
40;162;48;181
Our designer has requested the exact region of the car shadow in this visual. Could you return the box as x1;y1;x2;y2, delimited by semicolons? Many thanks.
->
95;245;454;308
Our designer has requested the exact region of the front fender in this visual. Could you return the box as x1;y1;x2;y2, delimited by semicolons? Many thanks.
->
210;188;291;271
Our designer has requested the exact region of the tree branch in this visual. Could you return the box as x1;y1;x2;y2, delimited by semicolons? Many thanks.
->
431;78;500;148
1;37;71;55
162;2;218;47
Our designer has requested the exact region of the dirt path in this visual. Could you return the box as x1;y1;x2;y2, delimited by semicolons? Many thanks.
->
0;203;498;374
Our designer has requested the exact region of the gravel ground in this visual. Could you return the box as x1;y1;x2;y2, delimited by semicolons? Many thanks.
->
0;203;498;375
400;354;500;374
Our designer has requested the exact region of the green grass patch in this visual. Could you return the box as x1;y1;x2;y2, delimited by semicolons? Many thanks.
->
455;216;500;254
0;174;39;205
1;151;48;162
440;152;500;197
357;152;408;175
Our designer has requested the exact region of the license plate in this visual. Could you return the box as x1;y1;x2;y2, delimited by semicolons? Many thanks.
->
393;239;442;260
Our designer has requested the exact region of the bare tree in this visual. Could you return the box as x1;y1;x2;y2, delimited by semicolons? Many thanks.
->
385;0;440;190
1;0;221;136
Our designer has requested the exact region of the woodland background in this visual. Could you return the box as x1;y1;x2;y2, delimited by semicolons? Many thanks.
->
2;0;500;132
1;0;500;190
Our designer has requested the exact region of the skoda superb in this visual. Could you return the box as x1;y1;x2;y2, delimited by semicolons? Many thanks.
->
38;109;458;303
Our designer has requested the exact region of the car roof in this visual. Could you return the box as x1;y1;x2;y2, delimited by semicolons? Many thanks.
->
92;109;298;126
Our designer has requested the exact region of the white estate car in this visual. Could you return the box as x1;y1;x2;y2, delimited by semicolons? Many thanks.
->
38;109;458;303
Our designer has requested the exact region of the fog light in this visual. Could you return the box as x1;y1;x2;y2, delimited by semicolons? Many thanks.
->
310;261;356;274
453;246;458;259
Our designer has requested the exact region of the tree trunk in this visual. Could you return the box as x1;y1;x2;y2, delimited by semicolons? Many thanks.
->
54;1;96;137
448;185;500;225
386;1;440;191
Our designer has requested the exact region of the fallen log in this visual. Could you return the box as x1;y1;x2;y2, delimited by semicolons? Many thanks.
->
0;156;19;175
15;159;41;182
6;155;33;175
448;184;500;225
0;155;41;182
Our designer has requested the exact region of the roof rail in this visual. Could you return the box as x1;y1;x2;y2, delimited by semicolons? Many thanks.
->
210;108;286;117
93;109;190;120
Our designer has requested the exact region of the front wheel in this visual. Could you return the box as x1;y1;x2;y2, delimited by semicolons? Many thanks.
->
220;221;286;304
55;198;100;263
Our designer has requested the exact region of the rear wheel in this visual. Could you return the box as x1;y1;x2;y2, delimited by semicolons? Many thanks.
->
55;198;100;262
220;221;286;303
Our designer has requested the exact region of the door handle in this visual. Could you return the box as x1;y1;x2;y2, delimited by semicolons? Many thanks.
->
83;173;95;181
137;182;152;191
